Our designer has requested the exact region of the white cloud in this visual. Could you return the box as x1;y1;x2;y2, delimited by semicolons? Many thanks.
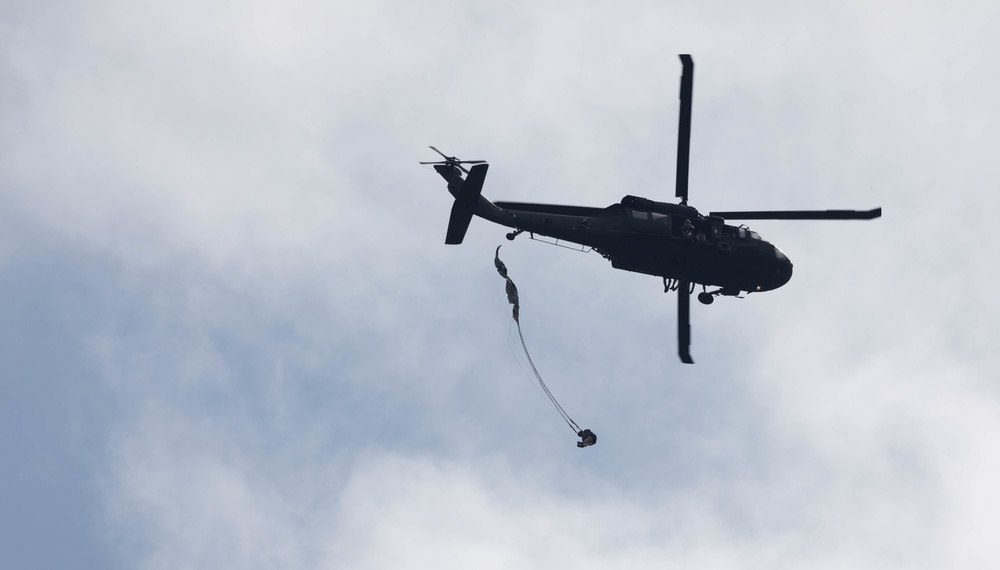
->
4;0;1000;568
107;433;991;569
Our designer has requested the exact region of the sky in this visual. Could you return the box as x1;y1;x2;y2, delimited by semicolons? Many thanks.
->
2;0;999;568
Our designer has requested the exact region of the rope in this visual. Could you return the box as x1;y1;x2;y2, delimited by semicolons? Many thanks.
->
494;246;581;434
514;318;581;433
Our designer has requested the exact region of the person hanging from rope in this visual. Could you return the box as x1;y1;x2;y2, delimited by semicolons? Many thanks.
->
495;246;596;448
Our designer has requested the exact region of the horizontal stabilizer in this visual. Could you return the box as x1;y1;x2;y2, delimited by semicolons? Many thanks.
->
445;164;489;244
445;202;473;244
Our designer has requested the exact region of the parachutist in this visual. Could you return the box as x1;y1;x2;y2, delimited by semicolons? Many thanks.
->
576;429;597;448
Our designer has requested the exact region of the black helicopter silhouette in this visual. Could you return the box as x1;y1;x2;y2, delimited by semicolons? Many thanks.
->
422;54;881;364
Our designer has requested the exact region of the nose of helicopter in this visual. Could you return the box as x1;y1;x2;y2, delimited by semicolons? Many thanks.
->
771;248;793;289
777;256;793;287
756;247;793;292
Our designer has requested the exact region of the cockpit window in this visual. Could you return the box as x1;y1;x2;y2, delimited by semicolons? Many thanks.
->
737;227;766;241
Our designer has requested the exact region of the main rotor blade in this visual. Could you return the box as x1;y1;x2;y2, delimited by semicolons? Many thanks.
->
678;280;694;364
675;54;694;206
709;208;882;220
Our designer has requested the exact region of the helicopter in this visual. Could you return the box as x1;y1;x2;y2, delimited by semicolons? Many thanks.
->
422;54;881;364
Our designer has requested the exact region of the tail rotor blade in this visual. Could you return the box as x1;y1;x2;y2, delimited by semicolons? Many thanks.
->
421;161;469;174
421;147;487;174
426;146;486;165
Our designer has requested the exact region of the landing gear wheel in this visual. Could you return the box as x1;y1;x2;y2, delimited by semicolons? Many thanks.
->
506;232;516;241
698;292;715;305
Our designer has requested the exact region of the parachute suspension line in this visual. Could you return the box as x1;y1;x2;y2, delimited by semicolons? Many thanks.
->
494;246;581;435
513;318;581;433
507;321;546;399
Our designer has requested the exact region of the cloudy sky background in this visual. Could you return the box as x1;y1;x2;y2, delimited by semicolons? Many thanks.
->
2;0;998;567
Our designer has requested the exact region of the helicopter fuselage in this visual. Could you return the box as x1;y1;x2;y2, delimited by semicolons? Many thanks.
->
485;196;792;294
435;164;792;293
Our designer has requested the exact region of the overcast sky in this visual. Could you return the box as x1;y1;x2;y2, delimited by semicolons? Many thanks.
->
3;0;999;568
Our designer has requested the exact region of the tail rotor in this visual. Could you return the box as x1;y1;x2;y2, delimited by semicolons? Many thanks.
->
419;146;487;174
